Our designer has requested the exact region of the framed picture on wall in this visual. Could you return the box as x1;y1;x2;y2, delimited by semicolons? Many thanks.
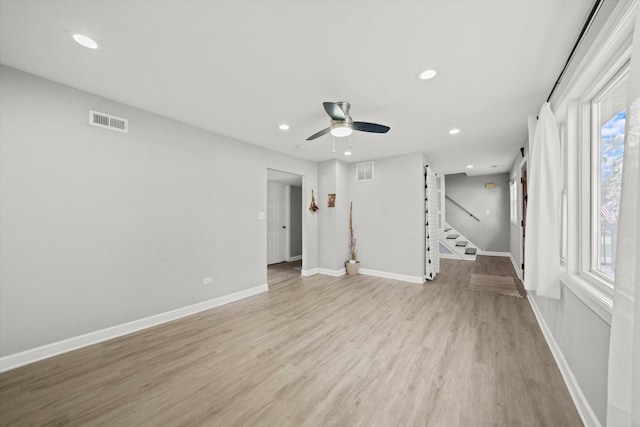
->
328;193;336;208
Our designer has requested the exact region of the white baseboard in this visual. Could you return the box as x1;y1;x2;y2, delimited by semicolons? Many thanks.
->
527;294;601;427
300;267;423;284
359;268;424;284
317;268;346;277
301;268;318;277
0;284;269;373
509;253;523;280
480;251;511;257
286;255;302;262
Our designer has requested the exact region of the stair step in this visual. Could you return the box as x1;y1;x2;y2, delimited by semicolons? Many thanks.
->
444;227;452;232
455;241;468;247
446;234;459;239
465;247;477;255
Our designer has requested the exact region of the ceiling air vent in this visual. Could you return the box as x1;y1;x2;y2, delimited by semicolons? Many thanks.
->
356;161;374;182
89;110;128;133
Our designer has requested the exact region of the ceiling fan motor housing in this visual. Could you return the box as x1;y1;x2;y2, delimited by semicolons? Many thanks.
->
335;101;351;116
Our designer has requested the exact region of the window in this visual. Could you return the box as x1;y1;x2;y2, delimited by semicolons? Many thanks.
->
591;66;628;281
554;0;635;321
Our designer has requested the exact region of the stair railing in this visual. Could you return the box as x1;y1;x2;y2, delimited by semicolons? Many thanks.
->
445;195;481;222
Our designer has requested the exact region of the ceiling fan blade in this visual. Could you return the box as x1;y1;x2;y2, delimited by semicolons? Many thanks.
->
323;102;346;120
353;122;390;134
306;127;331;141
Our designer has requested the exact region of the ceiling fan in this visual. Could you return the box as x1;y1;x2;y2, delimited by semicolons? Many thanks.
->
306;101;390;141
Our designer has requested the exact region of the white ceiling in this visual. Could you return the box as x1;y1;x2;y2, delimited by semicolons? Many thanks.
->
0;0;593;176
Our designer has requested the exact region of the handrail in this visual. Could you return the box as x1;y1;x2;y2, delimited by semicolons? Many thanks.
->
445;194;481;222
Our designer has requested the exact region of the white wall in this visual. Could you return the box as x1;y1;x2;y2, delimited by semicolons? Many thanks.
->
0;65;318;357
531;286;611;424
348;153;424;279
317;159;350;271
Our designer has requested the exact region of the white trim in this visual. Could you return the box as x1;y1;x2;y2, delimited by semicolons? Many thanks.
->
359;268;424;284
0;284;268;373
284;184;291;262
287;265;428;284
561;274;612;325
509;253;523;280
480;251;511;257
286;255;302;262
317;268;346;277
528;294;602;427
301;268;318;277
439;253;463;260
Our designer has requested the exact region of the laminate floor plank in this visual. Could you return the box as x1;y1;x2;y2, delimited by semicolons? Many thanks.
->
0;256;582;426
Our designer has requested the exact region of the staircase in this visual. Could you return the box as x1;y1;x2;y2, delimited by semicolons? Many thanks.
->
439;222;479;261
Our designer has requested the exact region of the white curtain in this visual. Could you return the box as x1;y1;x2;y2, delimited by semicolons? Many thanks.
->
607;9;640;427
524;102;562;299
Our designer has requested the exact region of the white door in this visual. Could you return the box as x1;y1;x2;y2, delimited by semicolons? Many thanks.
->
267;182;286;265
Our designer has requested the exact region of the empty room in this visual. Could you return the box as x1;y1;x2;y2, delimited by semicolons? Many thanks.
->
1;1;639;426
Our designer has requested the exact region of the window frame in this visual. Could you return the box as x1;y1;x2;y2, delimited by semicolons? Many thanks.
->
559;122;568;266
553;0;636;325
589;64;629;284
566;62;630;322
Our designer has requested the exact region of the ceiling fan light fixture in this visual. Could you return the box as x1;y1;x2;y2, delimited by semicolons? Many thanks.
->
330;122;353;137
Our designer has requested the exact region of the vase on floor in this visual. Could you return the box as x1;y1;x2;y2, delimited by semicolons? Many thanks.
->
346;260;360;276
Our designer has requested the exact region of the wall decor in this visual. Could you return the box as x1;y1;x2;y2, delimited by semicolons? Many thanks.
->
309;190;319;212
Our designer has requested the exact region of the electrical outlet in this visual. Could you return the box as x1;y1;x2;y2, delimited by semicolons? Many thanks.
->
203;277;213;285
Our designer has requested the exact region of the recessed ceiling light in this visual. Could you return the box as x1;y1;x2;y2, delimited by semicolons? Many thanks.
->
449;128;460;135
466;164;474;169
72;34;98;49
278;123;290;130
417;69;437;80
344;150;352;156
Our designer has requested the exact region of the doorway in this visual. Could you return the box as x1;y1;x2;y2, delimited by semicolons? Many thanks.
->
266;169;304;282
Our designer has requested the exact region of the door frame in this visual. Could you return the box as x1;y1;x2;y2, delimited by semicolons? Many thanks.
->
266;169;305;267
519;157;528;277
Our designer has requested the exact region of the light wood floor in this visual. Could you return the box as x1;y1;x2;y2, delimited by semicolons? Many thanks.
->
0;256;582;426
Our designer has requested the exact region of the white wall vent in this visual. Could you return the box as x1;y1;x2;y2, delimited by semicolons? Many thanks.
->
356;161;374;182
89;110;128;133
